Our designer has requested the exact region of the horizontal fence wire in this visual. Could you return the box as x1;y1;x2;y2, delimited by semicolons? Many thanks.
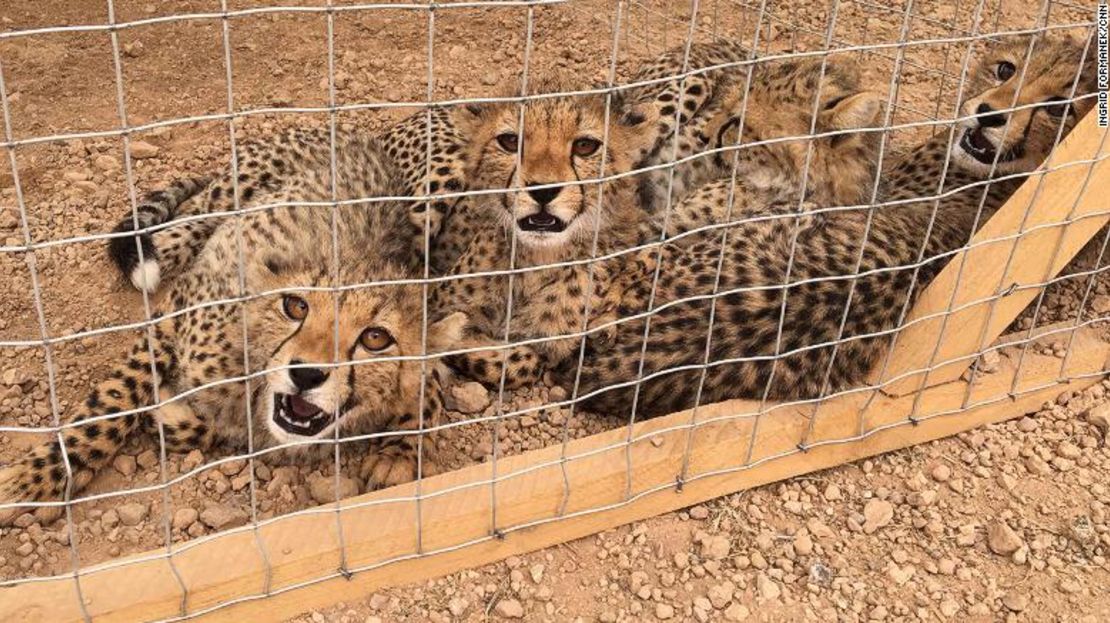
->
0;0;1106;620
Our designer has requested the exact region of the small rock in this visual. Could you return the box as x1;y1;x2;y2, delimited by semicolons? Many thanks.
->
707;581;734;609
129;141;159;159
988;521;1024;555
200;504;248;530
1002;590;1028;612
823;483;842;501
182;449;205;472
136;449;158;469
117;502;148;526
94;155;119;170
862;499;894;534
756;573;781;600
450;382;490;414
793;533;814;556
1056;441;1082;460
654;603;675;620
308;473;359;504
529;563;545;583
929;463;951;482
688;505;710;520
723;603;750;622
1086;403;1110;443
447;597;469;617
113;455;137;477
494;598;524;619
172;507;198;530
700;535;731;561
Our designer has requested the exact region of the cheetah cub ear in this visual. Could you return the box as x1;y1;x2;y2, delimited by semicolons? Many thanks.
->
821;91;884;131
427;311;468;352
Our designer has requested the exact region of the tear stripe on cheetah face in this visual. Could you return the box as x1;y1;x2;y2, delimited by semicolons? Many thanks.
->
0;141;467;514
952;32;1097;176
458;74;658;259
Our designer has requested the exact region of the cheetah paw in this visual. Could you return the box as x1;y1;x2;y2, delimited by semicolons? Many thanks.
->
360;444;439;490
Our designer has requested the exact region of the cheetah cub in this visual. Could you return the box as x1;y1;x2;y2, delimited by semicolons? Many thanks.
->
1;137;466;517
645;54;884;243
108;109;470;292
625;41;881;218
430;75;658;389
566;33;1097;418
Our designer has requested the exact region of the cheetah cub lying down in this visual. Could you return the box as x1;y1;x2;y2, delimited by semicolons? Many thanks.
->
626;41;881;218
107;109;470;292
0;137;466;518
567;33;1097;417
429;76;658;389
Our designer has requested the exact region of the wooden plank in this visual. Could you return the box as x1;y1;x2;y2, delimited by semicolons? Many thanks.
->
1;328;1105;623
873;111;1110;396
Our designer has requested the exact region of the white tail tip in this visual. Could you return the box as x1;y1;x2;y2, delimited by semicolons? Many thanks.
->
130;259;161;293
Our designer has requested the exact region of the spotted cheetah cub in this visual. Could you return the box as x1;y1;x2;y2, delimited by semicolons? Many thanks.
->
647;54;884;242
108;108;470;292
565;33;1097;417
430;76;657;389
626;41;880;218
1;137;465;516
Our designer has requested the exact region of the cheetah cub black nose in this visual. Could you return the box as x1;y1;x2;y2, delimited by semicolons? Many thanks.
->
289;360;329;391
975;103;1006;128
526;183;562;207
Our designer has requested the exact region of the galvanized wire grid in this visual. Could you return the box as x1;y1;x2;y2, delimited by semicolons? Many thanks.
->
0;0;1105;620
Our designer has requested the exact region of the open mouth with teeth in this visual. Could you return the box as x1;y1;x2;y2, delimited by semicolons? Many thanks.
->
272;393;335;437
959;127;1022;165
517;211;568;234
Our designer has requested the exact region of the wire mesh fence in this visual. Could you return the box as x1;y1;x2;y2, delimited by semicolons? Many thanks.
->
0;0;1106;620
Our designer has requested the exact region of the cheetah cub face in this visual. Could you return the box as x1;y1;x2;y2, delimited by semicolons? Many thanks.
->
248;258;464;447
954;33;1097;176
709;57;884;206
461;80;653;250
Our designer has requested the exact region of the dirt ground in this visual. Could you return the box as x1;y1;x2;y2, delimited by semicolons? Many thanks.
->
0;0;1108;621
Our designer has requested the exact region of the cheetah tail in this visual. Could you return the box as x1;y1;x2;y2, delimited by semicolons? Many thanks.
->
0;335;170;525
106;175;213;294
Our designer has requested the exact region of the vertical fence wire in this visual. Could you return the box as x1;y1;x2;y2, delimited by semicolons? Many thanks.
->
488;4;537;537
218;0;274;601
744;0;843;464
0;57;92;623
800;0;917;449
623;0;701;499
103;0;192;614
559;0;627;517
677;0;770;482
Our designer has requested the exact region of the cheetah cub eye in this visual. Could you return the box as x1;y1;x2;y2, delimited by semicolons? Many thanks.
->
359;327;395;352
496;132;520;153
572;137;602;157
282;294;309;321
994;61;1016;81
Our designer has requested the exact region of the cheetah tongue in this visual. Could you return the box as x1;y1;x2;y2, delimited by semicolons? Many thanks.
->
288;394;323;420
968;128;994;153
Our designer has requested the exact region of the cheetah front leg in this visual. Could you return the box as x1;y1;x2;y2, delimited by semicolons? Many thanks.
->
361;365;448;489
0;334;173;524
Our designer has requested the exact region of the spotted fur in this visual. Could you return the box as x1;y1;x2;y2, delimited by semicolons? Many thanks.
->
1;138;466;518
429;75;658;389
565;33;1098;417
107;109;472;292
